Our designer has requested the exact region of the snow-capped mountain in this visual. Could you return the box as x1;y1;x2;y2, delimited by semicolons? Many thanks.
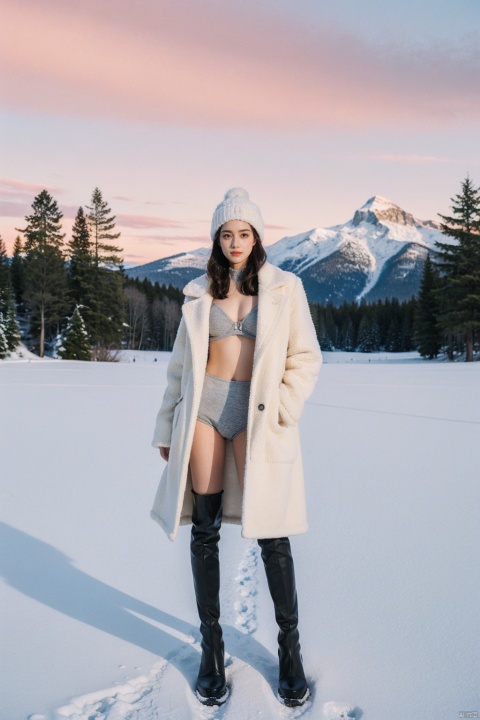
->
126;196;448;304
126;246;212;290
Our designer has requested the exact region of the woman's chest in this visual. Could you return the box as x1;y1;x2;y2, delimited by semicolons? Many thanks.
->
211;294;258;321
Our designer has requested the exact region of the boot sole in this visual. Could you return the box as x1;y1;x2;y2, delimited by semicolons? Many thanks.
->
278;687;310;707
196;686;229;706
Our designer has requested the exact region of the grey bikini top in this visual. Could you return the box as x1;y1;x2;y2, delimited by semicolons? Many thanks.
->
209;302;258;341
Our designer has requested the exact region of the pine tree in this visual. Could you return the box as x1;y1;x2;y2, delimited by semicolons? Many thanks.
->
0;236;10;298
0;312;9;359
85;188;125;349
357;309;381;352
414;254;442;359
67;207;96;336
58;305;91;361
16;190;68;357
325;305;337;349
385;316;402;352
10;236;26;308
317;309;334;351
0;238;22;351
434;175;480;361
4;291;21;351
375;298;388;347
341;316;355;351
401;301;415;352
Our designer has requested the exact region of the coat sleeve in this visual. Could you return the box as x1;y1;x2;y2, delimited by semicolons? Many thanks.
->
278;276;323;427
151;303;189;449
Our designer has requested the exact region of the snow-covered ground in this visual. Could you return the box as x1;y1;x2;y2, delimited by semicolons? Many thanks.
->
1;353;479;720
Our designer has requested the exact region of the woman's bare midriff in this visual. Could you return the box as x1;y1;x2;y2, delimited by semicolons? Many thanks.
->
205;294;258;381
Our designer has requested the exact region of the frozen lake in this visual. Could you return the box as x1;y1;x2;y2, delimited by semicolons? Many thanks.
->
1;354;479;720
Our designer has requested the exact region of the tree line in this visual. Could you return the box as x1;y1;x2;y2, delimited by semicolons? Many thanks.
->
0;176;479;361
311;297;416;353
0;187;188;360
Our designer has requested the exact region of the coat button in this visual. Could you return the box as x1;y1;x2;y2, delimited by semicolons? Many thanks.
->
258;403;265;411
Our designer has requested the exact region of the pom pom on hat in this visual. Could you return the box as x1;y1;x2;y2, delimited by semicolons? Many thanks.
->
223;187;250;200
211;187;264;242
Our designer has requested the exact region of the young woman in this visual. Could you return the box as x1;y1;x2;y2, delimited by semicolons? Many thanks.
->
151;187;322;707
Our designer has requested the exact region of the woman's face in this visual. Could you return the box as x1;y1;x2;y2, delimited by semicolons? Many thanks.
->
218;220;256;269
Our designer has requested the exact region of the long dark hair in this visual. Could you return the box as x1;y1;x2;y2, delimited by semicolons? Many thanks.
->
206;224;267;299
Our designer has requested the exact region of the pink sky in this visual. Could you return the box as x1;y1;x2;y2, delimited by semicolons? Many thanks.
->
1;0;479;265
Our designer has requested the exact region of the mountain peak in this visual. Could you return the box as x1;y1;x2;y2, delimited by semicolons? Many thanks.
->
362;195;397;210
353;195;416;228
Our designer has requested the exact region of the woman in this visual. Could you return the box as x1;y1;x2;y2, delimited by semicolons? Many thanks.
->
151;187;322;707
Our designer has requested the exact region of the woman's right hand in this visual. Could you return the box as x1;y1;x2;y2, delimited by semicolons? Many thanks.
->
159;446;170;462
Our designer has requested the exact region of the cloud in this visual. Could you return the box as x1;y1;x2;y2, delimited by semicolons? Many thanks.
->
370;154;456;164
116;214;188;230
128;234;210;244
1;0;479;130
0;201;33;219
265;223;291;230
0;177;64;197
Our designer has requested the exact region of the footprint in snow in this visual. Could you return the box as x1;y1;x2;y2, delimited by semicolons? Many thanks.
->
323;700;363;719
234;539;259;635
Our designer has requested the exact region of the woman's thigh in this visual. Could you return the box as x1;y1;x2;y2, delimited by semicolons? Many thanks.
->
231;430;247;493
189;419;226;494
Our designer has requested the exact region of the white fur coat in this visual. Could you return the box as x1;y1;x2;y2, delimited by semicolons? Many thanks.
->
151;261;322;541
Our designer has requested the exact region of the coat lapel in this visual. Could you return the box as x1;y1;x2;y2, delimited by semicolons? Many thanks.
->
181;292;210;383
181;261;288;376
253;265;288;367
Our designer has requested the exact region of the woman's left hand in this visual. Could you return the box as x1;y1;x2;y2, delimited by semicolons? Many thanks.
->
159;446;170;462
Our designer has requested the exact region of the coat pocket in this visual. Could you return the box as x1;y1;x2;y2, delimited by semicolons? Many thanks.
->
265;419;297;463
265;386;297;463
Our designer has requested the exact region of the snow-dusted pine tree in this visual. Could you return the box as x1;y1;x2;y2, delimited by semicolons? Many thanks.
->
0;312;9;359
5;292;21;351
58;306;91;361
67;207;95;337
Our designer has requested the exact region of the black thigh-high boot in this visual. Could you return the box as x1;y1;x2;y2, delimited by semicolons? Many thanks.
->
190;489;229;706
257;537;310;707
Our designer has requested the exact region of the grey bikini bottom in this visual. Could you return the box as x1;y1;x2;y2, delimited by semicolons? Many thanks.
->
197;372;251;440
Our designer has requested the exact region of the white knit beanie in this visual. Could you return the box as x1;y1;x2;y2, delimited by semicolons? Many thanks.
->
210;187;264;243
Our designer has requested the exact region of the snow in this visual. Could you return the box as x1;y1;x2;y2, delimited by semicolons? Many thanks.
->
358;195;397;211
150;246;211;275
1;342;51;363
1;354;479;720
161;246;212;270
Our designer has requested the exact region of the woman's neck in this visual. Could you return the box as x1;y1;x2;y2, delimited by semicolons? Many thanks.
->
228;265;247;283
